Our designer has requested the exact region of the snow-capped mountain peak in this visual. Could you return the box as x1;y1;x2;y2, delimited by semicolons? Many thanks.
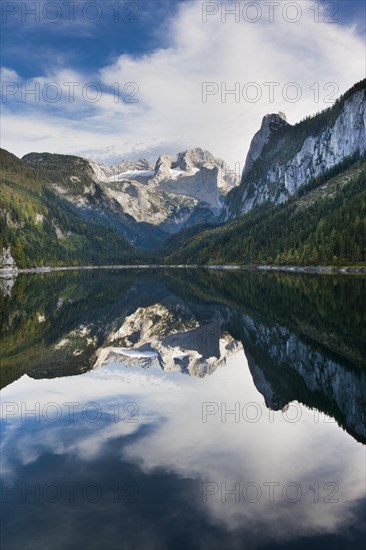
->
85;148;239;235
150;147;239;209
88;158;155;183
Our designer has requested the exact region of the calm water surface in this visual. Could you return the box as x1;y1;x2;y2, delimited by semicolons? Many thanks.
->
0;269;365;550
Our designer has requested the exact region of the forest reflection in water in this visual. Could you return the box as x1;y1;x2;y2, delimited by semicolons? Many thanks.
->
0;268;365;550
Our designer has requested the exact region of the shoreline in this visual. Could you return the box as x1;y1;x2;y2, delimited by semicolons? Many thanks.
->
1;264;366;277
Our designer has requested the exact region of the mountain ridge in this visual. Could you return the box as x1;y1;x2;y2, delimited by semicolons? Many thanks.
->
1;79;365;269
224;78;366;218
19;147;238;247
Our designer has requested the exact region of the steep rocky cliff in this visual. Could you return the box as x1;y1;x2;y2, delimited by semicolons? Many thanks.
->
225;79;366;217
242;112;289;178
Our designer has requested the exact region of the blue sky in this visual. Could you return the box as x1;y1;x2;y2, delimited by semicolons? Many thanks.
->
2;1;365;78
1;0;365;166
2;1;186;78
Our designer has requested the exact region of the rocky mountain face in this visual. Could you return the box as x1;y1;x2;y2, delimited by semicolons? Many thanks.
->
90;147;238;230
150;148;238;209
89;158;208;237
22;148;238;248
112;158;154;174
88;158;155;183
242;112;289;178
225;79;366;217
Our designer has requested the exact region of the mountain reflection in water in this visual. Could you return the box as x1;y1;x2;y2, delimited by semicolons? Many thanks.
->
1;269;365;550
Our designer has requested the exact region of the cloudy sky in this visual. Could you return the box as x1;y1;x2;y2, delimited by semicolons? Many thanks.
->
1;0;365;168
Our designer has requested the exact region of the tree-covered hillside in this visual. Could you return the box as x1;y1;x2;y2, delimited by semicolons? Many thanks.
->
1;149;365;269
163;157;366;266
0;149;136;268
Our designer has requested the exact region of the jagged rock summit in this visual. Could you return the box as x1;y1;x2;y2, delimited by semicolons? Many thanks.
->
88;158;155;183
242;112;289;177
151;147;238;209
88;147;239;227
90;147;239;209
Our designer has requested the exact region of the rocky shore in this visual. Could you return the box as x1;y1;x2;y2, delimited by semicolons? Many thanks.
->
1;264;366;277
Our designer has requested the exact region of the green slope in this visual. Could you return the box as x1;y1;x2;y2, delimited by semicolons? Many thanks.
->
1;148;365;269
0;149;136;268
22;152;170;249
164;157;366;266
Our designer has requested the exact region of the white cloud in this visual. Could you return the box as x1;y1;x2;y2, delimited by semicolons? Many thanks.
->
1;355;365;544
1;1;365;167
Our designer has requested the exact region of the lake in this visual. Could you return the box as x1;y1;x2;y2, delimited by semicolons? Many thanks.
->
1;268;365;550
